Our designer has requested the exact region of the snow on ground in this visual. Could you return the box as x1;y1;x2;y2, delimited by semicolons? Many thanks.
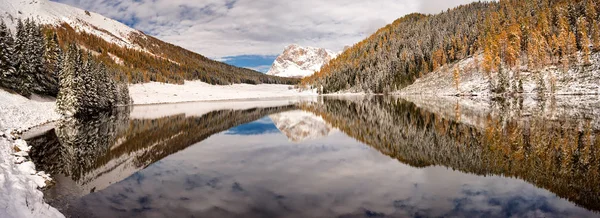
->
398;52;600;96
130;97;317;119
0;132;64;218
0;90;63;217
0;90;60;132
129;81;318;105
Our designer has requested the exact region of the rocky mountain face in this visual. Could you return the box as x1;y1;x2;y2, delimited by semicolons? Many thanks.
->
267;44;338;78
269;110;335;142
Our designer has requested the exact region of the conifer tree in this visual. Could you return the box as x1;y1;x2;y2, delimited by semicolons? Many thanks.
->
43;32;62;95
0;20;15;90
13;19;31;95
57;44;80;115
496;64;508;94
593;21;600;52
453;65;460;92
536;72;546;100
577;18;591;66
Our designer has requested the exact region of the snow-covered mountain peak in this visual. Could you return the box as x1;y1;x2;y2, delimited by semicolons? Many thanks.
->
0;0;142;49
267;44;339;78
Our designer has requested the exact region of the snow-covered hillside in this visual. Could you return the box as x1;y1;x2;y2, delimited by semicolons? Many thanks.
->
398;52;600;96
267;44;338;78
0;0;142;50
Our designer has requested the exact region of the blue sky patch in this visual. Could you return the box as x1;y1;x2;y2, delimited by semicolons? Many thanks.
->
221;55;277;73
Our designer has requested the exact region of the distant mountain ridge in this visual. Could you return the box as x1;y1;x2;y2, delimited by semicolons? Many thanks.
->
0;0;298;85
267;44;338;78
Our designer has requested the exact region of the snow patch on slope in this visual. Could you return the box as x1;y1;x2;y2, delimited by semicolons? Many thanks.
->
0;0;142;50
267;44;338;78
398;52;600;96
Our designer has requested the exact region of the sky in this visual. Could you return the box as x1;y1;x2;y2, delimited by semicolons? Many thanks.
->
53;0;481;72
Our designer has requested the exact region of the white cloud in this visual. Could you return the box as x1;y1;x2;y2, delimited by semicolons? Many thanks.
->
53;0;482;58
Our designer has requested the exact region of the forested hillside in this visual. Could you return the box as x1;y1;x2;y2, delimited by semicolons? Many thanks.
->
304;0;600;94
52;24;299;85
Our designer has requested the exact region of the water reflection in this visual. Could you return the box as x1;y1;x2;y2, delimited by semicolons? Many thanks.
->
302;96;600;212
26;97;600;217
269;110;336;142
27;103;296;205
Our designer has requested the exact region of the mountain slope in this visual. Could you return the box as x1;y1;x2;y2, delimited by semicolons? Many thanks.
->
304;0;600;95
0;0;139;49
267;44;338;78
0;0;298;85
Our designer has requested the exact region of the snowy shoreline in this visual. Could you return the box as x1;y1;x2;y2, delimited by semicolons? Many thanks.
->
129;81;317;105
0;132;64;218
0;89;64;218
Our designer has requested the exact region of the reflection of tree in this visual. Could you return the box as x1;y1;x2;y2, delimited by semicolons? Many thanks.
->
29;107;131;182
303;97;600;212
28;105;295;188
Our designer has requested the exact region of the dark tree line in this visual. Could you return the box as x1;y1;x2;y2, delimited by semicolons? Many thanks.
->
0;18;59;96
57;44;131;117
0;18;130;117
304;0;600;94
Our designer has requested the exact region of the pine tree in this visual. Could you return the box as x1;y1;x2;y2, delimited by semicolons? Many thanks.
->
453;65;460;93
593;21;600;52
0;20;15;89
578;18;592;66
565;31;577;70
13;19;31;96
57;44;79;115
518;76;524;93
536;72;545;100
496;64;508;94
27;20;56;95
43;32;62;95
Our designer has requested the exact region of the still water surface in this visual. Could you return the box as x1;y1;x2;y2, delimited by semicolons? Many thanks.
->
26;96;600;218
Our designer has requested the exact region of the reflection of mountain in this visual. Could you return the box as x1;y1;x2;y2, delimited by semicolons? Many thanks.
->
27;105;296;198
302;96;600;212
269;110;334;142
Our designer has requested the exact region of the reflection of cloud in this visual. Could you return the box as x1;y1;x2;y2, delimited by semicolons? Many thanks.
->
75;131;597;218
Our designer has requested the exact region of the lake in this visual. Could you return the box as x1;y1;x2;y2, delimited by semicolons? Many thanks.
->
25;96;600;218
